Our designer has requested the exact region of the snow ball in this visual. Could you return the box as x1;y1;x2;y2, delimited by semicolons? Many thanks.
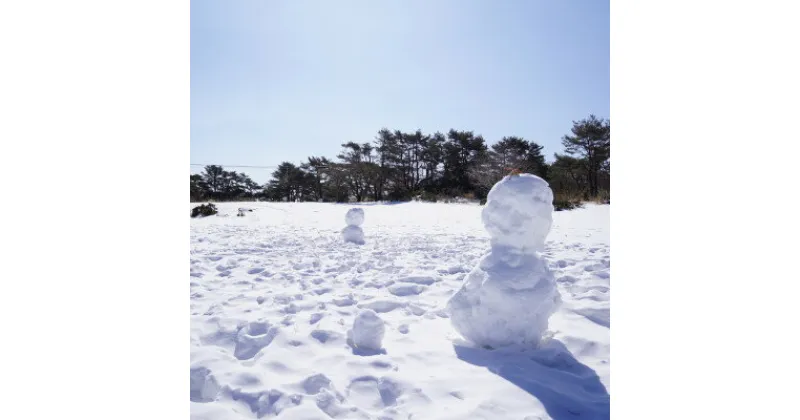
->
482;173;554;252
350;309;385;351
345;208;365;227
447;255;561;348
342;225;365;245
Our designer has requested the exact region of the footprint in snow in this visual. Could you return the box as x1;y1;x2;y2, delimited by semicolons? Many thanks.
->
190;366;220;402
301;373;335;395
333;295;357;306
583;263;606;272
554;259;575;268
388;284;426;296
309;313;324;324
557;275;579;284
345;376;404;408
358;300;407;313
313;287;333;295
233;321;279;360
310;329;345;344
397;275;437;285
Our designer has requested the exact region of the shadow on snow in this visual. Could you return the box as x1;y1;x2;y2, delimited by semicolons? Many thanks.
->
454;339;610;420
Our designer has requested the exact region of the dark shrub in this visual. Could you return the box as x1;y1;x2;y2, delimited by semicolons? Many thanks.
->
191;203;218;218
418;191;439;202
553;198;583;211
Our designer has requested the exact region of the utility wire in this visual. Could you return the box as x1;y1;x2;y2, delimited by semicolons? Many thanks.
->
190;163;279;169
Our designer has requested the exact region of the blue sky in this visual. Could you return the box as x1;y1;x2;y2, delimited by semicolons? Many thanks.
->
191;0;609;183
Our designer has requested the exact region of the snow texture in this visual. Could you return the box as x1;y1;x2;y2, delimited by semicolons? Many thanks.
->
448;174;561;348
349;309;385;351
191;200;610;419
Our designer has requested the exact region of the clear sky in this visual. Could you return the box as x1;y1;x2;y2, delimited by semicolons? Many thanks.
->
191;0;609;183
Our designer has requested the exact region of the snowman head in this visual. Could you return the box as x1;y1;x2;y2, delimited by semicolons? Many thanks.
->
345;208;365;227
481;173;554;252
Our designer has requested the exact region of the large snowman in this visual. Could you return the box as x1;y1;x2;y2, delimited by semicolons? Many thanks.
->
447;173;561;348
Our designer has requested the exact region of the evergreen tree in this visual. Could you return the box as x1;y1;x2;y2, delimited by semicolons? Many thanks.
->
202;165;225;199
561;115;610;197
190;174;208;202
189;116;609;206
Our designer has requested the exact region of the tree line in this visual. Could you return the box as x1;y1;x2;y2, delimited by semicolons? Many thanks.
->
190;115;610;205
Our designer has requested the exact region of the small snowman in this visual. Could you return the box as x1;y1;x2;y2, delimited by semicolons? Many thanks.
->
446;173;561;348
342;208;365;245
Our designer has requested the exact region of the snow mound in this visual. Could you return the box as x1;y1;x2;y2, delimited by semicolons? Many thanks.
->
350;309;385;351
341;225;365;245
345;208;365;227
447;174;561;348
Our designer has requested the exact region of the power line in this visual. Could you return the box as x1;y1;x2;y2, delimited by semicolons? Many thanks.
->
190;163;279;169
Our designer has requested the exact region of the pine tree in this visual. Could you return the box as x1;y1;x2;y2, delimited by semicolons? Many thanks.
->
561;115;610;197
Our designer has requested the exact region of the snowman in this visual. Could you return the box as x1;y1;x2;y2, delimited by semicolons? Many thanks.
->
447;173;561;348
342;208;365;245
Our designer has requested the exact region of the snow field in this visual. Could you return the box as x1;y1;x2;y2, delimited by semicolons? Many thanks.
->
190;201;610;419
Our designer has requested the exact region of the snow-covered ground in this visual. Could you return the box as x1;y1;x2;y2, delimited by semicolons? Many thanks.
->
190;202;610;420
